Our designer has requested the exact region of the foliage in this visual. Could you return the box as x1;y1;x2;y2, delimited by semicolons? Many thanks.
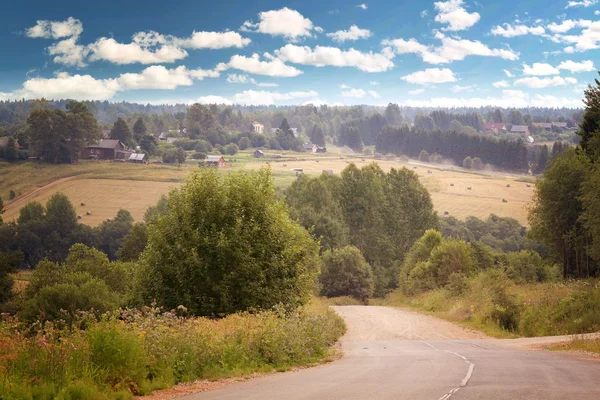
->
4;137;18;162
109;117;133;147
132;118;148;144
505;250;560;284
26;101;103;163
94;210;134;260
471;157;483;170
117;223;148;262
418;150;430;163
0;302;345;398
462;156;472;169
319;246;374;302
140;168;320;316
578;71;600;161
0;251;22;304
238;136;251;150
161;146;186;164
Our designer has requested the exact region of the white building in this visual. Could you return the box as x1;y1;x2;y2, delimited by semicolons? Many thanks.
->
251;120;264;134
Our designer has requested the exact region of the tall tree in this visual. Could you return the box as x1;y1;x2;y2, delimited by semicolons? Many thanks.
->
186;103;216;139
132;117;148;143
4;136;17;162
578;71;600;161
311;124;326;147
109;117;133;145
535;145;549;174
384;103;403;126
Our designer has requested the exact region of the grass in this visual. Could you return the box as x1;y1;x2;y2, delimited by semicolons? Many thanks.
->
549;337;600;354
1;150;535;225
0;300;346;399
376;276;600;339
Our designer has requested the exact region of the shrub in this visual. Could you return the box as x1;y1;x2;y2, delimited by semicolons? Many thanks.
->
238;137;251;150
225;143;239;155
400;230;443;294
9;190;16;200
398;155;409;162
428;239;475;287
319;245;374;302
462;156;473;169
140;168;320;316
162;148;186;164
195;140;213;153
431;153;443;164
418;150;430;163
473;269;521;331
505;250;550;283
362;148;373;156
472;157;483;170
191;152;207;160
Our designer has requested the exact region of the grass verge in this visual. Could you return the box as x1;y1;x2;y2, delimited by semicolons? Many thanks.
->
549;337;600;354
0;301;345;399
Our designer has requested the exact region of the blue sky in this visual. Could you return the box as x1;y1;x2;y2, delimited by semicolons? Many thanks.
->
0;0;599;107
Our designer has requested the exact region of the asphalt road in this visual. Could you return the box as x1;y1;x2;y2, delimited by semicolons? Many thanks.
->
183;306;600;400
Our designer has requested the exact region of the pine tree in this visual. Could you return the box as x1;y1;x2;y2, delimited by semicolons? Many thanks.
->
110;117;133;146
132;118;148;143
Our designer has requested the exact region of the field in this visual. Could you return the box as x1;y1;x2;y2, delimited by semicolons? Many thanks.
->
0;151;535;226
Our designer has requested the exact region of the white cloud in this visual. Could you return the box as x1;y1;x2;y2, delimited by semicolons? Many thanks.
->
490;23;546;37
370;81;379;85
557;59;595;72
196;95;233;105
231;90;318;105
565;0;597;8
408;88;425;95
514;76;577;88
595;10;600;14
240;8;316;41
368;90;381;98
450;84;476;92
275;44;395;72
434;0;480;31
339;84;350;89
117;65;211;90
401;68;456;85
546;19;587;33
256;82;279;87
383;33;518;64
421;10;429;18
555;21;600;52
357;3;368;10
504;69;513;77
522;62;560;75
326;25;372;42
172;31;251;49
227;73;257;84
16;72;120;100
341;88;366;97
227;53;303;77
493;80;510;88
26;17;83;39
401;89;582;108
88;37;188;64
48;37;89;67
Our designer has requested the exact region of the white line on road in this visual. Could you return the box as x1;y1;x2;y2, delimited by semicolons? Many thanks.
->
421;341;475;400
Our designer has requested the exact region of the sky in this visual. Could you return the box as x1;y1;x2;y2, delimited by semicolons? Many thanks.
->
0;0;599;107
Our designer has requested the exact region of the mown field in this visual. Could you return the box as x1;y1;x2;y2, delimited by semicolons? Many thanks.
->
0;150;535;226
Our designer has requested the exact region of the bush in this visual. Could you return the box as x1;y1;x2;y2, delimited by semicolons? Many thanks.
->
140;168;320;316
418;150;430;163
473;269;521;331
224;143;239;155
319;246;374;302
428;239;475;287
398;155;409;162
472;157;483;170
363;148;373;156
162;147;186;164
462;156;473;169
191;152;207;160
400;230;443;294
505;250;555;283
431;153;443;164
238;137;251;150
195;140;213;153
9;190;16;200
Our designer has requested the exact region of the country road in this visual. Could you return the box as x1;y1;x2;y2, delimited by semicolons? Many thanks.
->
183;306;600;400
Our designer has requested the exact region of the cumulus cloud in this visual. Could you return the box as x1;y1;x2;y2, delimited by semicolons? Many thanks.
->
172;31;251;49
227;53;303;77
48;37;89;67
326;25;372;42
493;80;510;88
341;88;366;97
195;95;233;105
274;44;395;72
557;59;595;72
565;0;597;8
400;89;582;108
490;23;546;37
357;3;368;10
546;19;587;33
522;62;560;76
555;21;600;52
240;8;317;41
504;69;513;77
227;73;257;84
434;0;480;31
88;37;188;64
514;76;577;88
383;33;518;64
401;68;456;85
116;65;219;90
26;17;83;39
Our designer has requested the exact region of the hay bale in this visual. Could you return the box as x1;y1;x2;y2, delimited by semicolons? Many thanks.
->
427;170;432;174
502;199;508;203
444;211;449;215
506;184;511;188
80;202;86;206
467;186;472;190
77;216;82;220
526;184;531;187
85;211;92;216
106;218;111;222
283;164;287;167
450;183;454;187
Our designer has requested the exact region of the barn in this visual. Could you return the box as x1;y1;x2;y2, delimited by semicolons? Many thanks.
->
199;155;225;168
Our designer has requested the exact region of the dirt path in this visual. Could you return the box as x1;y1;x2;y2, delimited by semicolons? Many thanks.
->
332;305;490;341
4;176;75;212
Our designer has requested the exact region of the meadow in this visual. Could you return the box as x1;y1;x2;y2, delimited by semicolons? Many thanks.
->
0;150;535;226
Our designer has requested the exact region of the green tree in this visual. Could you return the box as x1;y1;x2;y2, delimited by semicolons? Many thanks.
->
578;71;600;161
0;251;22;304
472;157;484;170
139;134;158;155
529;149;592;278
94;210;134;260
535;145;549;174
311;124;326;147
140;168;319;316
17;201;45;224
4;137;17;162
384;103;403;126
186;103;216;139
319;246;374;302
418;150;430;163
109;117;133;146
117;223;148;262
463;156;473;169
132;117;148;143
238;136;252;150
340;126;363;152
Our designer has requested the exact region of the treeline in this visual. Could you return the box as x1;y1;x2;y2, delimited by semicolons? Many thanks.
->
376;125;529;171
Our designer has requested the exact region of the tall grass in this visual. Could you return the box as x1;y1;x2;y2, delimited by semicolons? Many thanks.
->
379;272;600;338
0;302;345;399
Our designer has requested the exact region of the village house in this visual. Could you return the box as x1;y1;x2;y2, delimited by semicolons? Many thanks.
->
303;143;318;153
254;149;264;158
250;120;264;134
199;155;225;168
483;123;506;133
511;125;530;136
82;139;129;160
158;132;168;141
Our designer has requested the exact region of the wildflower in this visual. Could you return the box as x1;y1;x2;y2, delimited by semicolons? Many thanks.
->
40;338;47;345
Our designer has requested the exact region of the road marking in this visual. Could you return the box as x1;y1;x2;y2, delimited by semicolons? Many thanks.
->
421;341;475;400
